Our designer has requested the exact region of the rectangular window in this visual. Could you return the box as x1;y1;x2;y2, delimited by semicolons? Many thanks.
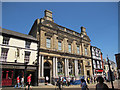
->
100;62;102;68
77;46;80;54
1;48;9;62
58;41;62;50
24;51;31;63
85;48;87;55
68;44;71;53
25;41;31;48
46;38;51;48
2;37;10;45
97;61;100;68
93;60;96;68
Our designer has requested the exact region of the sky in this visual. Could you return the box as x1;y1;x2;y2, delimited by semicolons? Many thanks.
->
2;2;118;62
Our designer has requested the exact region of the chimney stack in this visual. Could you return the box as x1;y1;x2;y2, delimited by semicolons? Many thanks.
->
44;10;53;22
81;26;86;35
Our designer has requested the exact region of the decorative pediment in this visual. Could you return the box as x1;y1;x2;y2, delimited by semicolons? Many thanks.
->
82;35;91;42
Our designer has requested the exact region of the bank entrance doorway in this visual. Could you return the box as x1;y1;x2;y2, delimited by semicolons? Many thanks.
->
44;62;51;83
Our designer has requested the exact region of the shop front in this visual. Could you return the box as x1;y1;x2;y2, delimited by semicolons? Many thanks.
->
2;64;37;87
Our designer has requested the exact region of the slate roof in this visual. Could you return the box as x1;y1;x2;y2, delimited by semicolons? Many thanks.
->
0;28;37;41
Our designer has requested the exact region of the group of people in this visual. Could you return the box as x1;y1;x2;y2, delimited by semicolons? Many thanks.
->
15;74;32;90
81;76;109;90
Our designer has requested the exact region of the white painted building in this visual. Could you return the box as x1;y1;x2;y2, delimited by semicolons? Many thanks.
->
91;46;103;77
0;28;38;86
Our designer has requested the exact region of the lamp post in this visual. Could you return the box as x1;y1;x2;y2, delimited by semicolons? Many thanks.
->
24;62;28;86
107;56;114;90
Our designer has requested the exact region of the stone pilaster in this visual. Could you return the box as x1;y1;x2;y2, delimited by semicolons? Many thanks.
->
75;60;78;77
53;57;55;78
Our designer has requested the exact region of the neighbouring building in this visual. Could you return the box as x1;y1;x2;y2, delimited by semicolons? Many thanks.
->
103;59;117;80
115;53;120;79
29;10;93;84
0;28;38;86
90;46;103;77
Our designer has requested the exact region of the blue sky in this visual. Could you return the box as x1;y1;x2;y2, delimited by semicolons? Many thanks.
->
2;2;118;62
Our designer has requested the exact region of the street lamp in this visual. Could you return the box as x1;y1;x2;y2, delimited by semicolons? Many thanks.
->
24;62;28;86
107;56;114;90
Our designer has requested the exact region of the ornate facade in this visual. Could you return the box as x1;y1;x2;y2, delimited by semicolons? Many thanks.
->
29;10;93;83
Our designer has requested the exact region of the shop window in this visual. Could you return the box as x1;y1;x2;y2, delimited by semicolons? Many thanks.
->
57;62;63;74
78;63;81;74
69;62;73;75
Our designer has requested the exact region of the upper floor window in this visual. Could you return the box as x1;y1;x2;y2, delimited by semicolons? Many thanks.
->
25;41;31;48
77;46;80;54
24;51;31;63
97;61;100;68
2;37;10;45
85;48;87;55
58;41;62;50
68;44;71;53
93;60;96;68
100;62;102;68
46;38;51;48
57;61;63;74
1;48;9;62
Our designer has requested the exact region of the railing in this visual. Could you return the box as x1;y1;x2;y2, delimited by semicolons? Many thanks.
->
57;25;81;37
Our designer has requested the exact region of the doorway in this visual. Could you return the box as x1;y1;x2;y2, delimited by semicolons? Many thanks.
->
44;62;51;83
87;70;90;76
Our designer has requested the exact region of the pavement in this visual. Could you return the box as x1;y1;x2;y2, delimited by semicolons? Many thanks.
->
1;80;120;90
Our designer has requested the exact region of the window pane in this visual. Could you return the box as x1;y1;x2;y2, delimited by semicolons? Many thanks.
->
46;38;51;48
77;46;80;54
58;41;62;50
68;44;71;53
85;48;87;55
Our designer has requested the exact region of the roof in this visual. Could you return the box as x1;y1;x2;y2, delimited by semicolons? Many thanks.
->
1;28;38;41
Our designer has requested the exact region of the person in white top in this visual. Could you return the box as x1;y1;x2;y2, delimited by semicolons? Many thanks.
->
46;76;49;84
21;76;24;87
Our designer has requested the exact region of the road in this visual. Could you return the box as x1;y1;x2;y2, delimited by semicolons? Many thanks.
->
1;80;120;90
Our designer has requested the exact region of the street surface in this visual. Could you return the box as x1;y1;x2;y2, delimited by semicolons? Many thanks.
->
1;80;120;90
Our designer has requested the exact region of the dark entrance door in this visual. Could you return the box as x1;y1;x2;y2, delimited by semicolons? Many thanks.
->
44;62;51;83
87;70;90;76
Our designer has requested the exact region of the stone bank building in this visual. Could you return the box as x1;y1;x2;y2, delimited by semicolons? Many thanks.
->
29;10;93;83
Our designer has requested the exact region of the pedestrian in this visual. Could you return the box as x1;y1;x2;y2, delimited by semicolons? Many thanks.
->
87;77;90;84
46;76;49;85
15;76;20;88
26;74;32;90
81;79;89;90
21;76;24;87
96;76;109;90
58;76;62;90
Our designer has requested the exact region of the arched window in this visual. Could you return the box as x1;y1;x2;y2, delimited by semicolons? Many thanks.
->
69;62;73;75
57;62;63;73
78;63;81;74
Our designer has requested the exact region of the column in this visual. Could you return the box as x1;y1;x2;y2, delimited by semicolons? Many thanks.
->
38;55;41;78
53;57;55;78
66;59;69;76
41;55;44;77
11;71;13;79
75;60;78;77
64;58;67;76
55;57;58;77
